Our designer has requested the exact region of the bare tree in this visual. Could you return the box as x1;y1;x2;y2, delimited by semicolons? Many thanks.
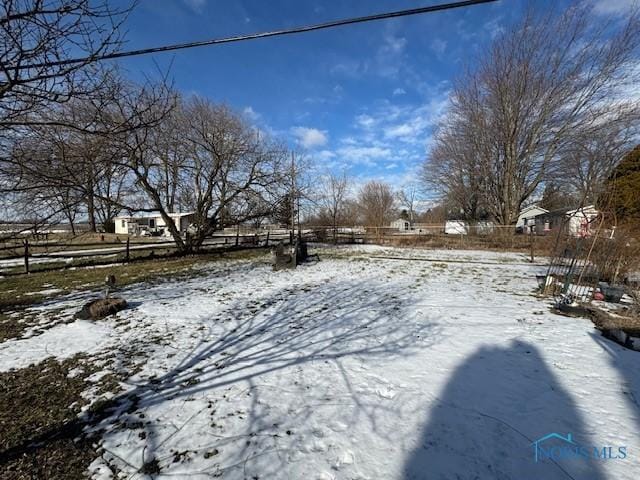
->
422;117;486;221
149;98;190;214
397;183;421;226
179;97;288;249
2;90;139;236
0;1;132;130
426;2;640;225
0;1;133;239
358;180;395;232
101;88;288;252
318;171;349;242
557;110;640;205
340;198;362;226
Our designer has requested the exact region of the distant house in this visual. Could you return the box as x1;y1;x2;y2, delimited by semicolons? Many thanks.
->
533;205;599;237
390;218;411;231
516;205;548;234
114;212;195;237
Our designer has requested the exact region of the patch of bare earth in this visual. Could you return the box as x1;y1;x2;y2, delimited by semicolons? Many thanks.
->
0;355;116;480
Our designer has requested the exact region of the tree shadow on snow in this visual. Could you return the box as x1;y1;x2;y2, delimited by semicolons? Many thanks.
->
403;340;608;480
1;271;440;476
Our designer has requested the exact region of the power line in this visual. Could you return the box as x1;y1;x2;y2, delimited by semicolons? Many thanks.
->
17;0;498;70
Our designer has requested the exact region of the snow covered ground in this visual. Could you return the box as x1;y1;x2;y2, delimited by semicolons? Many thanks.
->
2;246;639;479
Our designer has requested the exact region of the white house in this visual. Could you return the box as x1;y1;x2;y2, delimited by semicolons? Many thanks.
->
565;205;600;237
516;205;548;234
533;205;599;237
390;218;411;231
114;212;195;236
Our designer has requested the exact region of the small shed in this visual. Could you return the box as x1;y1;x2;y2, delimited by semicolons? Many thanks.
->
390;218;411;232
445;220;468;235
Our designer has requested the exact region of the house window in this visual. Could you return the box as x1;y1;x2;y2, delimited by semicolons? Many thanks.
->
121;219;125;228
149;219;155;229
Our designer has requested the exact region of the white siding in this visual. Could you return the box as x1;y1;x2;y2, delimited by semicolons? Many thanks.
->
115;218;129;235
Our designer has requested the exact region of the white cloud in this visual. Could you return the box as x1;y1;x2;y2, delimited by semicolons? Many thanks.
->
483;16;505;40
291;127;328;149
392;88;406;97
336;145;391;166
377;94;450;145
591;0;638;15
355;114;376;129
380;35;407;56
327;85;452;174
374;34;408;78
183;0;206;13
302;85;344;105
385;124;414;139
330;60;366;78
242;106;260;122
430;38;447;57
315;150;336;162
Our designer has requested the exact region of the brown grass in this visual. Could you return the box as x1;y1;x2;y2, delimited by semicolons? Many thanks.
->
377;232;558;255
0;355;102;480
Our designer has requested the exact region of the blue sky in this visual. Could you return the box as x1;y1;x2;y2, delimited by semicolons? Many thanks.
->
114;0;634;196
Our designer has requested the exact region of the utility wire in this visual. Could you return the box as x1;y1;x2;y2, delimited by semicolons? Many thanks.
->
16;0;498;69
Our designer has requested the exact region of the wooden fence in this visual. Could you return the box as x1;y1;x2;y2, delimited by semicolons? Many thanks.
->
0;231;298;276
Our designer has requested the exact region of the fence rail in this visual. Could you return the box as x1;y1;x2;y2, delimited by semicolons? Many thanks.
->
0;231;299;276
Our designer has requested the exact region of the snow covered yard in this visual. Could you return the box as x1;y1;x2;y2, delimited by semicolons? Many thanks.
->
1;245;639;479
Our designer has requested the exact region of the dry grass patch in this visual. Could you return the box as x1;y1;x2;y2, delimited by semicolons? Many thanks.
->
0;355;101;480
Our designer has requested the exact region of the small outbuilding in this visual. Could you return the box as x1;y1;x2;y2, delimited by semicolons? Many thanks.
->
390;218;411;232
444;220;469;235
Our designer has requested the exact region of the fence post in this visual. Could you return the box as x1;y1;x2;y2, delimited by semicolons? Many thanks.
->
265;230;270;247
530;230;535;263
24;239;29;274
289;230;293;245
235;225;240;247
125;237;130;263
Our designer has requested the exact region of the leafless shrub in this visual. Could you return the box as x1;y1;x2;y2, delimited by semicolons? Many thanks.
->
589;225;640;287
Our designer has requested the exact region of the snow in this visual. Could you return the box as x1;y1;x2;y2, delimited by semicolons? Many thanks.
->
2;246;639;479
0;255;76;268
0;320;113;371
25;288;63;296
